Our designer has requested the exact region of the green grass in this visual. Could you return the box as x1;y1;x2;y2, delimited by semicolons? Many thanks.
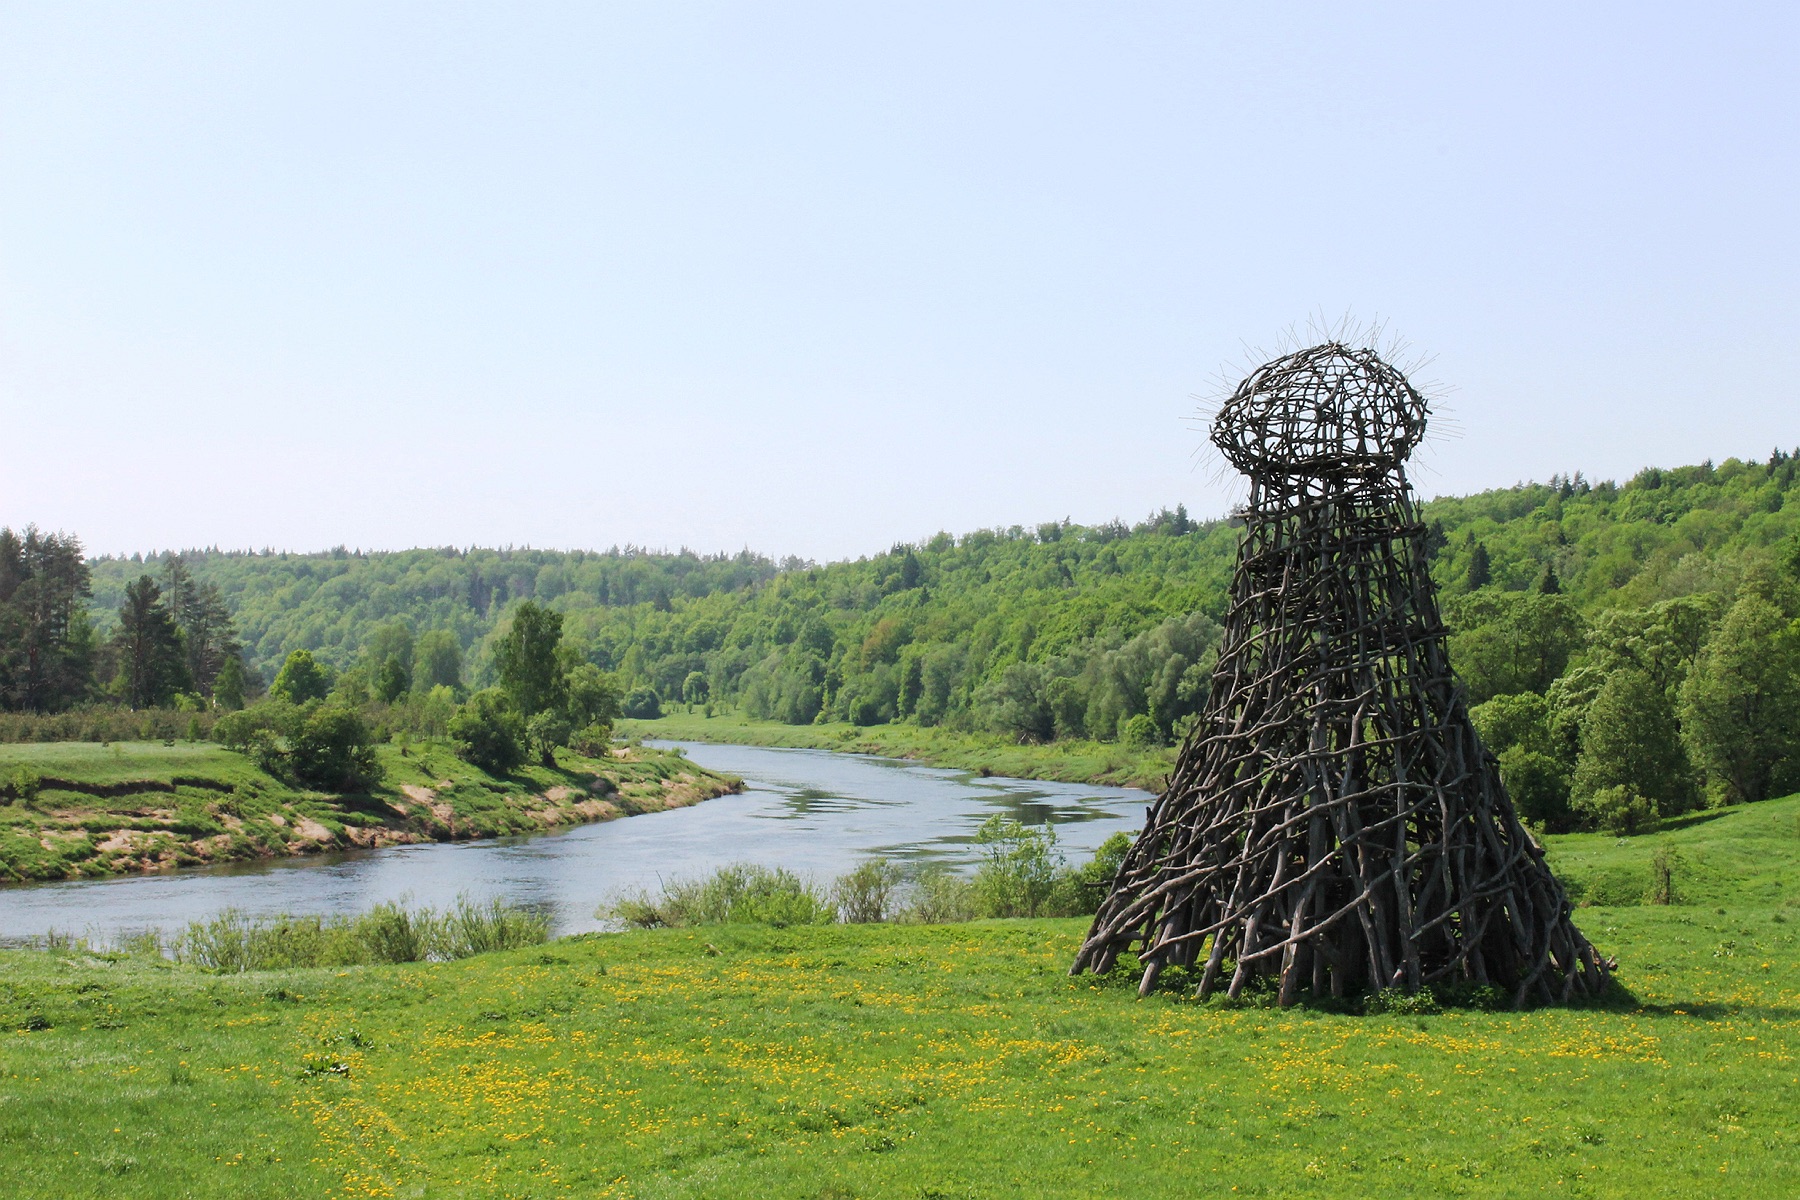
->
4;796;1798;1197
0;739;738;882
0;740;244;785
621;709;1177;790
1547;795;1800;909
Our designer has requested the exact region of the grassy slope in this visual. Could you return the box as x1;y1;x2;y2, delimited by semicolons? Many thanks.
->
3;797;1799;1197
0;740;740;883
622;710;1177;790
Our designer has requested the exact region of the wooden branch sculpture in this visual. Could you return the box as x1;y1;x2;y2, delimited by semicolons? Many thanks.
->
1071;342;1610;1008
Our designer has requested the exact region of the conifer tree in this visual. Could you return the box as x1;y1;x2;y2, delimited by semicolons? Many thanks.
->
164;556;242;697
0;527;95;712
1466;542;1491;590
114;575;190;708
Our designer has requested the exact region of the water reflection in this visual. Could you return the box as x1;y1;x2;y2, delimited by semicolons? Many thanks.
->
0;740;1150;943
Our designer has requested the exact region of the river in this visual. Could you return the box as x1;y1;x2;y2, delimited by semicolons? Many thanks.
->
0;741;1153;943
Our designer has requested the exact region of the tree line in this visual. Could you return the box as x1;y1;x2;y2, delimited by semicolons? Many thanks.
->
1;530;250;713
9;448;1800;827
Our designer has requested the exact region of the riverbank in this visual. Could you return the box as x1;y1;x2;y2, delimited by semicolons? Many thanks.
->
620;710;1177;790
0;740;739;883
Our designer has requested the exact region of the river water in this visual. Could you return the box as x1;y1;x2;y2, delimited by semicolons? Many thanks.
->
0;741;1152;943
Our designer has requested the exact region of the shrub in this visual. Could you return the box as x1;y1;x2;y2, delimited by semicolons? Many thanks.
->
243;728;285;776
1650;846;1684;905
287;705;382;791
1121;713;1160;749
526;710;574;767
972;815;1062;918
1366;987;1442;1016
355;900;437;963
621;686;663;720
2;767;41;805
449;690;526;773
436;894;552;957
895;864;976;924
833;858;904;923
171;896;546;969
213;699;296;752
568;722;615;758
1045;830;1133;916
604;864;832;929
214;698;380;791
1574;784;1658;837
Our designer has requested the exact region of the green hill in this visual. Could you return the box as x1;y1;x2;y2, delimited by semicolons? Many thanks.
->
81;454;1800;738
7;448;1795;832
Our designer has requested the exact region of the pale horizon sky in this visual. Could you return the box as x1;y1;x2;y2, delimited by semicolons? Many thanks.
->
3;3;1797;562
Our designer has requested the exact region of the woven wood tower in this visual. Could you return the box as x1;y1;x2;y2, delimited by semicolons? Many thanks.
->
1071;342;1610;1008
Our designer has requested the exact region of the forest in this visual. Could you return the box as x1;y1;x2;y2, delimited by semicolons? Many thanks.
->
5;449;1800;834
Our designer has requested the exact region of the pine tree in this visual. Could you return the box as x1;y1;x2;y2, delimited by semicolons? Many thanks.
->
0;527;95;712
114;575;190;709
164;559;242;697
1466;542;1491;590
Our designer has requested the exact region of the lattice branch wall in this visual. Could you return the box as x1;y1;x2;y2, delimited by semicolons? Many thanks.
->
1071;342;1609;1007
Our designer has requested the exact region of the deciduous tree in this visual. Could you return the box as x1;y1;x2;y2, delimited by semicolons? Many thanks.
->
494;601;566;717
1681;595;1800;804
270;649;330;705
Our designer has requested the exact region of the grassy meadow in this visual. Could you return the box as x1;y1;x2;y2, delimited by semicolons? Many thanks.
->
0;739;739;882
620;710;1177;790
2;795;1798;1197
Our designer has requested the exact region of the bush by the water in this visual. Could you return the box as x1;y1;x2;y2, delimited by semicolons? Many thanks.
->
65;896;552;970
214;698;383;791
607;864;835;929
604;826;1136;930
447;688;527;773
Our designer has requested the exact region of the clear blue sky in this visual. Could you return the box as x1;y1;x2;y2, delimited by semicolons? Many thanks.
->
3;3;1795;561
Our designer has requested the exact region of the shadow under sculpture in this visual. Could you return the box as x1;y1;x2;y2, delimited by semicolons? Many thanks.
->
1071;342;1610;1008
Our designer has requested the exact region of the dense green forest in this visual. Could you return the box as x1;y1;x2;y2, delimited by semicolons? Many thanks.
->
5;448;1799;833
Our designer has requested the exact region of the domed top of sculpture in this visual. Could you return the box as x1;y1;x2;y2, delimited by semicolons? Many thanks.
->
1211;342;1428;477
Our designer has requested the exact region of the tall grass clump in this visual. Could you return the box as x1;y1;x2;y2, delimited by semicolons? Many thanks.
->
607;864;834;929
436;894;553;957
833;858;905;923
894;864;977;924
169;895;547;971
604;829;1138;930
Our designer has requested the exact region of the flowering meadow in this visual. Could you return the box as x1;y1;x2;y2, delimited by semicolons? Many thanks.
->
4;796;1799;1197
